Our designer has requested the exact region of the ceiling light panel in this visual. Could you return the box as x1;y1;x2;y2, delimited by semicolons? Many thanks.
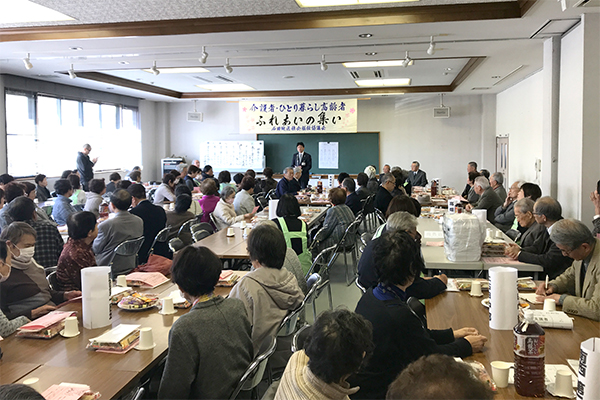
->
344;60;415;68
355;78;411;87
1;0;74;24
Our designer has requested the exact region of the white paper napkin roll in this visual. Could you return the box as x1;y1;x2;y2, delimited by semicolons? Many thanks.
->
489;266;518;330
577;337;600;400
81;266;112;329
268;200;279;220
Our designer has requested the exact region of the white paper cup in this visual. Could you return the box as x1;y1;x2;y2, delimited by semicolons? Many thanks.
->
138;327;155;350
169;203;175;211
490;361;511;388
63;316;79;336
544;298;556;311
227;227;235;237
486;228;493;240
162;204;170;211
495;230;504;239
244;227;250;237
240;220;247;229
470;280;483;297
22;377;42;393
555;370;574;397
116;275;127;287
162;297;175;314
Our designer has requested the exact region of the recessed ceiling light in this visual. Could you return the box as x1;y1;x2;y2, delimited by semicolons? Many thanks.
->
195;84;255;92
492;76;501;79
70;47;83;51
445;67;453;71
118;61;130;65
365;52;378;56
141;67;210;74
358;33;373;38
296;0;418;7
355;78;411;87
0;0;74;24
283;76;295;79
106;87;115;90
343;60;413;68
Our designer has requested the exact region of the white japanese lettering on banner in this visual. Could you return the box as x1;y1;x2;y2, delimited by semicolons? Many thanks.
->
239;99;358;134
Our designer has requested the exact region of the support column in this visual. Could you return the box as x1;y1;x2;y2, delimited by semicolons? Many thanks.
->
541;36;560;199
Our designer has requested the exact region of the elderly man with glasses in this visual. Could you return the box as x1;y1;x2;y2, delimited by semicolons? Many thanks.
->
536;219;600;321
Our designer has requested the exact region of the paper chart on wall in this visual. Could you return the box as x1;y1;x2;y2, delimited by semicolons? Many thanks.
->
200;141;264;171
318;142;338;169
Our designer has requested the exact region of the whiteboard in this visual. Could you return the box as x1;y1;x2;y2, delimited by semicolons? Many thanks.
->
199;141;264;172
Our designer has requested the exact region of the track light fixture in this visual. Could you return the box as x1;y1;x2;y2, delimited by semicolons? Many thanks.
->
23;53;33;70
427;36;436;55
150;61;160;76
68;64;77;79
320;55;328;71
200;46;208;64
401;51;412;68
224;58;233;74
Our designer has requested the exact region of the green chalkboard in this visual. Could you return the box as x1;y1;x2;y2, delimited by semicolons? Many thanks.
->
257;132;379;175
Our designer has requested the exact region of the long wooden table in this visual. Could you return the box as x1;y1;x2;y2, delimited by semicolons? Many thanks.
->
195;206;328;259
0;276;242;397
426;290;599;399
418;213;544;278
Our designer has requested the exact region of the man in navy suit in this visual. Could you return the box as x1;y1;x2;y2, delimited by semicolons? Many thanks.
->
291;142;312;189
407;161;428;187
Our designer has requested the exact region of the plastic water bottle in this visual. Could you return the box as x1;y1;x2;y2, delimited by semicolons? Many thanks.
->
513;310;545;397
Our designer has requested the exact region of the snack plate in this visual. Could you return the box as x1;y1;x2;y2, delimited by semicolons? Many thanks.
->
481;298;530;310
117;293;160;311
118;302;158;311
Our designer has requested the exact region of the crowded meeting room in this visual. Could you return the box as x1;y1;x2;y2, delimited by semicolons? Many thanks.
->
0;0;599;399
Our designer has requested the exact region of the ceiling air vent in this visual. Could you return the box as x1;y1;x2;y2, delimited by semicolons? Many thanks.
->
193;76;212;83
36;74;60;79
471;87;491;90
348;71;360;79
373;70;383;78
214;75;234;83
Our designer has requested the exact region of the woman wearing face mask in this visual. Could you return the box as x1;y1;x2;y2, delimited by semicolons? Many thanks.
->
0;239;30;337
0;222;81;321
213;186;256;231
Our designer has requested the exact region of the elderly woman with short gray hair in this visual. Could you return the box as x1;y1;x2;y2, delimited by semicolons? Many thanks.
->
213;186;256;231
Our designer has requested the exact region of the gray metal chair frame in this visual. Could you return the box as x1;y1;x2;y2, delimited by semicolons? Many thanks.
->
168;237;185;253
229;335;277;400
332;216;363;286
305;246;337;319
177;218;197;238
291;324;312;353
209;212;221;231
46;270;59;291
266;188;277;200
108;236;145;278
277;273;322;338
355;278;367;294
147;226;171;258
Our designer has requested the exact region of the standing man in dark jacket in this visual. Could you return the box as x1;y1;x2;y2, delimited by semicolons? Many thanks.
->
76;144;97;191
291;142;312;189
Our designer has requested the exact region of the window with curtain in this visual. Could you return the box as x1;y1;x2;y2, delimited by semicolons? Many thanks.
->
5;91;141;178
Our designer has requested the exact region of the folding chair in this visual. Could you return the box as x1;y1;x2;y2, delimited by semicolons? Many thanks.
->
147;226;171;259
168;237;185;253
190;222;215;235
209;213;221;231
177;218;196;238
266;189;277;200
192;229;212;243
46;270;59;291
331;217;362;286
229;335;277;400
108;236;145;278
305;246;337;319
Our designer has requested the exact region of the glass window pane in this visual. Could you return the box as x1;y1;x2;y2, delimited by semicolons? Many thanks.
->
6;93;36;176
61;99;81;127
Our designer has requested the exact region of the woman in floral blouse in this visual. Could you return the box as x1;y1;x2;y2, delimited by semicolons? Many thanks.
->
56;211;98;291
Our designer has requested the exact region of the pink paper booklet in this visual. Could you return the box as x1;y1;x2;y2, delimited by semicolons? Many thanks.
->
17;311;76;339
126;271;169;288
